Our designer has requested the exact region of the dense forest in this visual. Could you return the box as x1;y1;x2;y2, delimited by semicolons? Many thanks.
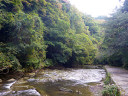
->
1;0;128;73
0;0;103;72
101;0;128;69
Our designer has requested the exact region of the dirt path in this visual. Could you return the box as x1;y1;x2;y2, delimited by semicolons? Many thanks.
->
105;65;128;96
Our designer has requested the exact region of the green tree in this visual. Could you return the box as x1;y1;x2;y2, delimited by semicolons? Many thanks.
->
102;0;128;68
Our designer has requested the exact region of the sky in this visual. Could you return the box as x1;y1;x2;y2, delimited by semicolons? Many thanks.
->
68;0;125;17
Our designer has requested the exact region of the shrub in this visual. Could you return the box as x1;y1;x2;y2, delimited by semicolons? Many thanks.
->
102;85;120;96
0;52;21;71
104;73;111;85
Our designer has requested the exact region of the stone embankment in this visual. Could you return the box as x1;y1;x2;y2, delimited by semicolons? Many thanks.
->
105;65;128;96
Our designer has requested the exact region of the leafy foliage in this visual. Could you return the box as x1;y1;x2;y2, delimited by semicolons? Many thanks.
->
0;43;21;71
102;85;120;96
101;0;128;69
0;0;102;71
104;73;112;85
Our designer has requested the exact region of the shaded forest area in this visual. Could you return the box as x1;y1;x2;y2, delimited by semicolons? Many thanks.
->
0;0;128;72
101;0;128;69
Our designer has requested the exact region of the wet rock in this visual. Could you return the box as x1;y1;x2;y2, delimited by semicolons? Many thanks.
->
23;77;29;80
0;91;11;96
12;89;41;96
16;81;27;84
59;87;73;93
27;73;36;77
13;85;29;89
0;79;2;82
7;78;15;82
27;78;38;82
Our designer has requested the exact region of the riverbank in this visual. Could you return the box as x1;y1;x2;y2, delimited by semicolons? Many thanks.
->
0;66;106;96
105;65;128;96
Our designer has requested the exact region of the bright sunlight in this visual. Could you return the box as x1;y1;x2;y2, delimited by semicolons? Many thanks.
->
69;0;125;17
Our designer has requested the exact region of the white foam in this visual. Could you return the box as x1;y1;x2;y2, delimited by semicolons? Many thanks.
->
15;89;41;96
28;69;106;85
3;81;16;89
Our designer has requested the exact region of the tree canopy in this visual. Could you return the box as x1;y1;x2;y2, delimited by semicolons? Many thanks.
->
101;0;128;69
0;0;103;71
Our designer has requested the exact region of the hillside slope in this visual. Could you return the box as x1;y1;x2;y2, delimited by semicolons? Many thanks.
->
0;0;102;72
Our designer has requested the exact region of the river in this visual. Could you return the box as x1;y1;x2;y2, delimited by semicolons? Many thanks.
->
0;68;106;96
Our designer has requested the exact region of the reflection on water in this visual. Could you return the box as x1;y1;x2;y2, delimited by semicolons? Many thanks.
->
32;80;93;96
0;68;106;96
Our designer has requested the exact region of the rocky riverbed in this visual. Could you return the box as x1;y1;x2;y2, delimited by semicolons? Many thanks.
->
0;68;106;96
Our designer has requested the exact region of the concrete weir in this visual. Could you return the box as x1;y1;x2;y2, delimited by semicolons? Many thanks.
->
105;65;128;96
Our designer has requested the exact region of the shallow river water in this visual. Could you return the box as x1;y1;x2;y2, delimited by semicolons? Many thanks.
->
0;68;106;96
